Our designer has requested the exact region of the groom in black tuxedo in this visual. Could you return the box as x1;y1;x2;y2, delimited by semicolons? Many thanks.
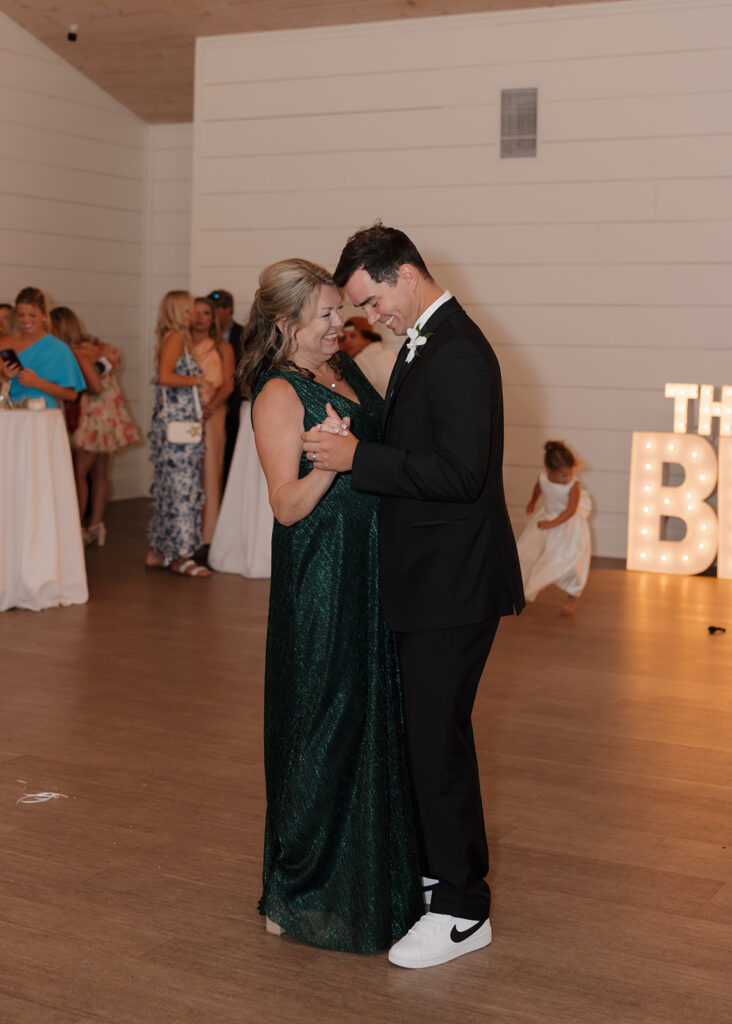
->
303;223;524;968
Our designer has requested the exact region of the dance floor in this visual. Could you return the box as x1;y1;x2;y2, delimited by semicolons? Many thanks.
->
1;498;730;1024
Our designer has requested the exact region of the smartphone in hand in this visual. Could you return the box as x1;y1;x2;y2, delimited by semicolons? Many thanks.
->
0;348;22;370
93;355;113;375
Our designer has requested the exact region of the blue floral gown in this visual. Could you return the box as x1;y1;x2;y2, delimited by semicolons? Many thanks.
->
146;354;205;560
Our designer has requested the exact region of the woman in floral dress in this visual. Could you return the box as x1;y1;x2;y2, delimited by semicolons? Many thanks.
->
144;290;210;578
50;306;140;546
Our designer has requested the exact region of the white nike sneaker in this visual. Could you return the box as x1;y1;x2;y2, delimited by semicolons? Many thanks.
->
388;912;492;969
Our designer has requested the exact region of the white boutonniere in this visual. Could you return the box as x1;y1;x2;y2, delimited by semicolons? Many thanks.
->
405;326;432;363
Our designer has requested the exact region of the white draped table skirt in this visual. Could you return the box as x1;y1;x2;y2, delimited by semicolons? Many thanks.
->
209;402;272;579
0;409;88;611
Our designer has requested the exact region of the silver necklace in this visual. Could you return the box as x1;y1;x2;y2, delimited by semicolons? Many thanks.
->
318;366;337;389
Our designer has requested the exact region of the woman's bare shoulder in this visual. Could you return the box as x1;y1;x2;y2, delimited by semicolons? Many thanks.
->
255;375;303;411
160;329;185;353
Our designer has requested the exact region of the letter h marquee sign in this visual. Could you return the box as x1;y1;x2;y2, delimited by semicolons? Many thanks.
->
627;384;731;578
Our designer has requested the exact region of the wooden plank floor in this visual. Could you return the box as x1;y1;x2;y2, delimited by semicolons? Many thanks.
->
1;498;730;1024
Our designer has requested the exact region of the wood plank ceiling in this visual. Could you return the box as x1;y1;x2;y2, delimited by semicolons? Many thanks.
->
4;0;638;122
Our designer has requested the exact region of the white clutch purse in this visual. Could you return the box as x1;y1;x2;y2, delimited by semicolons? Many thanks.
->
166;418;203;444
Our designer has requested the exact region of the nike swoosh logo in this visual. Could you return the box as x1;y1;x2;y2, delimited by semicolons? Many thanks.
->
450;919;487;943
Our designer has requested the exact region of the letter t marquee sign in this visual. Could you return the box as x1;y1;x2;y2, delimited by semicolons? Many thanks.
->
627;384;731;578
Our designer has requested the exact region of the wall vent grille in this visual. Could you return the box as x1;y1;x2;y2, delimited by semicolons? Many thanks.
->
501;88;538;158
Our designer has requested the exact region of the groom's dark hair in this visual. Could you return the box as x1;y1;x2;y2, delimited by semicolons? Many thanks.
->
334;221;433;287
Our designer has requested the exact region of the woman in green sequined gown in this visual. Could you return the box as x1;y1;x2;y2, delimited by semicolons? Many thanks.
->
243;259;422;954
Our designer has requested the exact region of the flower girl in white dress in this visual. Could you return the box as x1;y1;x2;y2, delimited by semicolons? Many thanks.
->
518;441;592;615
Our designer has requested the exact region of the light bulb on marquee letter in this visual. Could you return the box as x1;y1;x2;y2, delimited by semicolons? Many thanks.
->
664;383;698;434
627;432;718;575
718;437;732;580
697;384;732;437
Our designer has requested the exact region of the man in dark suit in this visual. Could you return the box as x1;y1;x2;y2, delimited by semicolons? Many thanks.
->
208;289;244;485
303;224;524;969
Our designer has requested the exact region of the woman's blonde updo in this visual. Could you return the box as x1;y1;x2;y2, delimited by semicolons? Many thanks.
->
15;286;50;328
154;290;193;362
238;258;336;398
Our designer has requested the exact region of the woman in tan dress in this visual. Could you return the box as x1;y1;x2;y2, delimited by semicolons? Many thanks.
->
190;296;235;549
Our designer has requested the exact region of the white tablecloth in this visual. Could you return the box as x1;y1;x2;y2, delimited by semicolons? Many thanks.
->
209;402;272;579
0;409;88;611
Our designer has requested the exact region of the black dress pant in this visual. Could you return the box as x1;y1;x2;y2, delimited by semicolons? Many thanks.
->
398;618;499;920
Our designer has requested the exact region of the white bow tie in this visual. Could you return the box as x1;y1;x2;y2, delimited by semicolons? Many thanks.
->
405;326;428;363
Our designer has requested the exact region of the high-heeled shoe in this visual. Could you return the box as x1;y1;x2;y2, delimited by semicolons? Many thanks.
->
84;523;106;547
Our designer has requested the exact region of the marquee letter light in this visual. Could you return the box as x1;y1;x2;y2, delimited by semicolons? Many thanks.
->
718;438;732;580
627;432;718;575
664;383;699;434
697;384;732;437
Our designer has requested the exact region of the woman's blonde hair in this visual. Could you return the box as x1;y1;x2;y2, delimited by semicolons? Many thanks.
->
192;296;223;349
238;259;337;398
15;286;50;328
155;290;192;362
50;306;99;349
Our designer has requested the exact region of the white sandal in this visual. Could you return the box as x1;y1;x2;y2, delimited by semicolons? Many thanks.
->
84;523;106;547
170;558;210;578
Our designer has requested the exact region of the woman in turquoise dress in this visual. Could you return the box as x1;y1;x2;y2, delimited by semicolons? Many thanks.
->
0;286;84;407
241;259;422;953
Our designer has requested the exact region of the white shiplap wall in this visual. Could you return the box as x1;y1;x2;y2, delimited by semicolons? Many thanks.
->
146;123;194;313
191;0;732;557
0;11;147;497
139;122;194;488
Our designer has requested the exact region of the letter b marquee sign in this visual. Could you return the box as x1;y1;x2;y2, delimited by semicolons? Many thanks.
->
627;384;731;578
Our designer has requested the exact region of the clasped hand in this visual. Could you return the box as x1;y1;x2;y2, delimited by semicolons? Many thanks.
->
302;401;358;473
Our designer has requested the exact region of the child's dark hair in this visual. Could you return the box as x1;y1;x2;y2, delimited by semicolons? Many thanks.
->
544;440;576;471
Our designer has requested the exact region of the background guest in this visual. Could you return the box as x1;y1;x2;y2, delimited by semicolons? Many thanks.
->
340;317;396;398
0;303;13;337
1;302;15;401
190;296;235;553
50;306;141;548
49;312;103;438
208;288;243;484
0;286;84;407
145;290;210;578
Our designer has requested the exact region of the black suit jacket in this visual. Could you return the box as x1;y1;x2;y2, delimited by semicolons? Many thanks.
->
228;320;244;364
351;297;524;632
227;320;244;417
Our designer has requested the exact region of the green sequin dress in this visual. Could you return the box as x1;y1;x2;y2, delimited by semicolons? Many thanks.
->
253;354;422;953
